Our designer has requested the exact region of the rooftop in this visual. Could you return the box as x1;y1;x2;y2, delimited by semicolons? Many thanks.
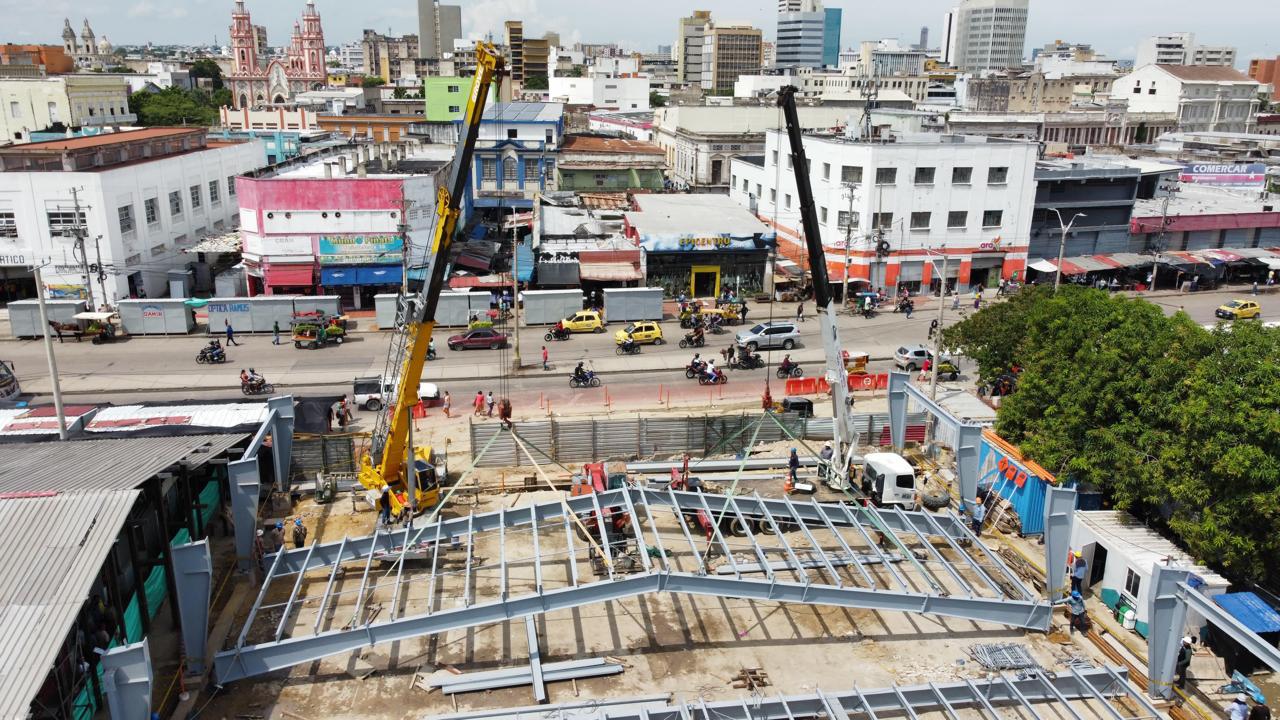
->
1034;157;1142;179
1134;183;1279;218
480;102;565;123
625;193;770;237
0;126;198;152
560;135;664;155
1154;64;1258;83
0;433;245;493
1076;510;1230;586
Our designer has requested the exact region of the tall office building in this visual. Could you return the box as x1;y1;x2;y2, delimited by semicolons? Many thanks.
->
700;24;763;93
777;0;838;69
942;0;1029;72
823;7;842;68
417;0;461;59
505;20;525;83
675;10;711;84
1135;33;1237;68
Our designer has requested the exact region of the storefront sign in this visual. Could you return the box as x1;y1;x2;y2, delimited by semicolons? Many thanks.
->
639;233;775;253
977;236;1004;252
318;234;403;265
45;283;87;299
1179;163;1267;188
0;250;32;266
141;305;164;319
243;234;313;257
208;302;251;313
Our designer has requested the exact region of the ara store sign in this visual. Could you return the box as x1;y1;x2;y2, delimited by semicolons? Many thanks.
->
1179;163;1267;188
318;234;404;265
638;232;776;253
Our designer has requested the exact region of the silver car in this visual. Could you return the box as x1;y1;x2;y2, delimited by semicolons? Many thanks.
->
894;344;933;371
735;322;799;351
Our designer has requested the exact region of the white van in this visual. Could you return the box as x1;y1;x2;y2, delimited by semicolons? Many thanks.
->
352;376;440;411
859;452;917;508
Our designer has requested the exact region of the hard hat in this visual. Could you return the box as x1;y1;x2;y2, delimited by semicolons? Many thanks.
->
256;529;264;537
275;521;283;529
294;518;303;526
1238;695;1249;703
1182;636;1193;644
1071;590;1081;599
824;441;832;448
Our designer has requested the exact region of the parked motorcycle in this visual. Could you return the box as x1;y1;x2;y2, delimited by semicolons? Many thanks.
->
697;370;728;385
196;342;226;364
678;332;705;349
544;326;571;342
569;370;602;388
776;364;803;379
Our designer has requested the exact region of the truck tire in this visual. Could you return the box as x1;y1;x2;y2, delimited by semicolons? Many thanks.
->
921;490;951;511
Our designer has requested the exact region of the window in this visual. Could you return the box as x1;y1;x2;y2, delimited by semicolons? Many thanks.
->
953;166;973;184
448;105;461;113
982;209;1003;227
447;84;460;93
784;194;792;210
125;253;141;266
872;212;893;229
481;158;497;181
150;243;167;257
838;211;859;229
1132;85;1141;94
47;209;85;237
947;211;968;228
988;166;1009;184
771;150;778;166
189;185;202;209
545;129;553;144
769;189;776;203
117;205;135;234
841;166;862;184
143;198;158;226
506;129;518;139
910;211;931;230
503;157;517;181
1148;87;1156;95
875;167;897;185
820;206;828;223
525;161;540;181
8;101;18;118
227;176;237;196
209;180;220;204
914;167;935;185
0;211;15;238
822;162;831;180
1124;568;1141;599
169;190;183;217
755;183;762;197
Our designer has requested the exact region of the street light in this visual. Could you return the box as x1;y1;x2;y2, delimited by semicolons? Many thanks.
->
1049;208;1087;292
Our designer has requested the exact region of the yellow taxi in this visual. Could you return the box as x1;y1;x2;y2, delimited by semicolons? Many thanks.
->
1216;299;1261;320
561;310;606;333
614;321;665;345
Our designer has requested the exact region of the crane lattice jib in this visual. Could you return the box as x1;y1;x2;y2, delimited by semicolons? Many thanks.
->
777;86;831;308
361;44;504;507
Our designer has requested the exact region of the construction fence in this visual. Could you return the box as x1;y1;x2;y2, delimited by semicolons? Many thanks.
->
468;410;928;467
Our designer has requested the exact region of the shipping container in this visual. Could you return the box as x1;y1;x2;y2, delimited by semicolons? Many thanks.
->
118;299;195;335
8;299;87;339
603;287;664;322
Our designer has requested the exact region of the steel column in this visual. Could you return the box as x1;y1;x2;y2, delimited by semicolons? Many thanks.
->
170;541;212;675
228;457;261;573
1146;565;1194;698
100;640;152;720
1176;579;1280;672
1043;486;1077;604
888;371;909;450
266;396;295;493
955;424;982;503
525;615;545;703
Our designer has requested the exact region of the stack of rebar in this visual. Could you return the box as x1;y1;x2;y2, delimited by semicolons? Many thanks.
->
967;643;1039;671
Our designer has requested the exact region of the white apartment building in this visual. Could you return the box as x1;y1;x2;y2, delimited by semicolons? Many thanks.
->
729;129;1037;292
548;76;650;111
1135;33;1237;69
941;0;1029;73
0;128;265;302
1112;65;1261;134
0;76;134;143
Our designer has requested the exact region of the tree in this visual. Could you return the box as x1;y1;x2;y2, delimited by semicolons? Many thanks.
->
523;75;549;90
188;58;224;90
649;91;667;108
941;284;1051;382
130;87;218;126
360;76;386;88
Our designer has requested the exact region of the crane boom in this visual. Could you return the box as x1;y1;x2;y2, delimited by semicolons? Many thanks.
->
359;44;504;510
776;86;854;489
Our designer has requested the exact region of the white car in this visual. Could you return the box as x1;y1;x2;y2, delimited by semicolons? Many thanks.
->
352;376;439;411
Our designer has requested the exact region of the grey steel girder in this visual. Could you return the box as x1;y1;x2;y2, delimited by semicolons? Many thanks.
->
1043;486;1077;604
100;640;152;720
213;488;1049;683
430;665;1145;720
170;540;213;675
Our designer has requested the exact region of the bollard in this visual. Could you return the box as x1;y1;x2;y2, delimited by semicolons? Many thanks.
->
719;382;724;400
658;384;664;403
539;392;544;409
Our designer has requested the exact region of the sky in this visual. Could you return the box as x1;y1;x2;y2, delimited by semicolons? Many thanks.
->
3;0;1277;67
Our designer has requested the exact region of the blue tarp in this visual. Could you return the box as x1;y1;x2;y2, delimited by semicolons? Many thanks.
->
321;265;403;286
516;243;534;282
470;225;488;240
1214;592;1280;634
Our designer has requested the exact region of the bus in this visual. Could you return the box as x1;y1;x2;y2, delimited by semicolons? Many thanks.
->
0;360;18;401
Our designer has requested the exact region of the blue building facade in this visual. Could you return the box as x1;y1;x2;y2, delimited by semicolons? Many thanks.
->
822;8;842;68
463;102;565;218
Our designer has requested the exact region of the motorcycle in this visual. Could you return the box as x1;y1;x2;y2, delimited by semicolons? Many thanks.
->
240;379;275;396
544;326;571;342
697;370;728;385
776;364;803;379
569;371;602;388
678;332;705;349
685;360;707;379
730;353;765;370
615;342;641;356
706;317;726;335
196;343;226;364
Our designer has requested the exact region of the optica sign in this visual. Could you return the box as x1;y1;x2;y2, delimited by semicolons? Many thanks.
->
1179;163;1267;188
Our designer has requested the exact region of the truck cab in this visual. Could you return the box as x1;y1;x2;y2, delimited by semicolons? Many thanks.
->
859;452;917;508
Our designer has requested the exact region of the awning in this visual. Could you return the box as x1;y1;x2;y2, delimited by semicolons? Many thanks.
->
1100;252;1156;268
1091;255;1127;270
448;273;511;289
264;263;315;286
73;311;116;321
1162;251;1202;265
1064;256;1114;273
454;254;492;273
1204;249;1245;263
1262;258;1280;270
1028;259;1058;273
1214;592;1280;634
321;265;403;286
516;243;534;283
1226;247;1279;259
578;250;643;282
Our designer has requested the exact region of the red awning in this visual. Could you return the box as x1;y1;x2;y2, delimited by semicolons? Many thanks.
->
1056;259;1088;275
1204;249;1244;263
1091;255;1127;269
265;263;315;286
578;250;643;282
448;273;512;289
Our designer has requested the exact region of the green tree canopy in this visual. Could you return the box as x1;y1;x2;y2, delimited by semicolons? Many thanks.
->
188;58;224;90
129;87;218;126
649;91;667;108
523;75;549;90
360;76;386;88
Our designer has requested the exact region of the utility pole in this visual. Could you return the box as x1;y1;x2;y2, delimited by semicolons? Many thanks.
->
32;266;68;440
841;182;857;311
929;251;947;402
92;235;108;308
510;212;522;370
1050;208;1087;292
70;187;95;311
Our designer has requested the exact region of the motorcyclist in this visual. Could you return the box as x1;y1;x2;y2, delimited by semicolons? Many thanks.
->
247;367;265;389
554;319;566;335
240;368;250;386
780;354;794;375
741;345;759;367
703;357;717;381
692;325;705;344
621;335;637;353
428;338;436;358
688;353;704;374
573;361;588;382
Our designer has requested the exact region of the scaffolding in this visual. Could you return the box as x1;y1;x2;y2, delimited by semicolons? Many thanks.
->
209;486;1050;684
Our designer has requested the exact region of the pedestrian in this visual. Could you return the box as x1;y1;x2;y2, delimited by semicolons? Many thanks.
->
486;391;495;417
541;345;549;370
973;294;981;310
796;302;805;322
788;448;800;483
268;521;284;553
970;497;986;536
1066;590;1088;634
1249;701;1272;720
473;390;485;416
1270;270;1277;287
273;320;281;345
1176;636;1195;689
739;301;748;323
904;299;914;319
337;398;351;429
1254;280;1260;296
291;518;308;548
225;319;240;346
1229;695;1250;720
442;391;452;418
378;485;392;526
499;397;513;429
1071;551;1088;594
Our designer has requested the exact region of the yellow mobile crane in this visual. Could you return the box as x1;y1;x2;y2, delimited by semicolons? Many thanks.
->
358;44;504;513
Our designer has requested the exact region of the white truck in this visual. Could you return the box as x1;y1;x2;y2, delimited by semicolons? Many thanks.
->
858;452;918;508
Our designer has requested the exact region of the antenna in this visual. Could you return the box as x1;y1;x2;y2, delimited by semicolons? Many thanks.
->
859;59;880;141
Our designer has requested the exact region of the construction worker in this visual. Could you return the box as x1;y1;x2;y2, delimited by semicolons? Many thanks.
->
268;521;285;553
969;497;986;536
1230;695;1250;720
252;529;266;572
1066;590;1088;634
1176;637;1194;689
788;448;800;484
291;518;308;548
1071;551;1089;593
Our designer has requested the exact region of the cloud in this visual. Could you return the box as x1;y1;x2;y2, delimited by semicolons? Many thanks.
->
461;0;538;40
127;0;188;19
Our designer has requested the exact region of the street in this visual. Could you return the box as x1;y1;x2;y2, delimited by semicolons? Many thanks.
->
2;287;1273;404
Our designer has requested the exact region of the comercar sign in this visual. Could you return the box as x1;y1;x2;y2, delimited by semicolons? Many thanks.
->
1179;163;1267;188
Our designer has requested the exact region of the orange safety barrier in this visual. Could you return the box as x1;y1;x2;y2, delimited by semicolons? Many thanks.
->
412;401;427;419
785;378;804;395
801;377;819;394
816;378;830;394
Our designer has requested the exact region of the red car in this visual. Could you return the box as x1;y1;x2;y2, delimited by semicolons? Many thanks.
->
447;328;509;350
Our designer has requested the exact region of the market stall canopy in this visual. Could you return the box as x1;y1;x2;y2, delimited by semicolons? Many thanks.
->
1098;253;1155;268
577;250;643;282
1027;259;1057;273
1063;256;1114;273
72;312;116;321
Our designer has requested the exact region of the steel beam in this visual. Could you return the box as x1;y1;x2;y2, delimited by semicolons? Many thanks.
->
313;537;346;634
893;505;972;597
753;492;809;584
919;508;1003;598
694;491;738;575
667;486;706;575
276;541;315;642
1178;579;1280;673
1043;486;1077;604
723;495;773;583
562;514;580;586
530;513;543;593
946;508;1037;602
1066;665;1127;720
954;424;983;504
835;502;911;591
809;497;876;588
170;540;212;675
228;456;260;573
620;485;653;573
998;671;1045;720
888;371;909;450
100;640;152;720
525;615;545;703
782;494;841;587
266;396;295;493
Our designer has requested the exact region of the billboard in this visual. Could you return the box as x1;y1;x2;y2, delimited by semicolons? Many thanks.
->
1179;163;1267;188
637;233;776;253
318;234;404;265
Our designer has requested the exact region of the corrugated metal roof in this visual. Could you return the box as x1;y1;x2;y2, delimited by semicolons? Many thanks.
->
86;403;269;433
1214;592;1280;634
0;490;140;719
0;434;245;493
